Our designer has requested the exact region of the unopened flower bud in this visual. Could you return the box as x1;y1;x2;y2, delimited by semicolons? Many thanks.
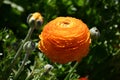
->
0;53;3;56
27;12;43;29
90;27;100;40
44;64;53;72
36;19;43;29
27;14;36;27
23;41;35;51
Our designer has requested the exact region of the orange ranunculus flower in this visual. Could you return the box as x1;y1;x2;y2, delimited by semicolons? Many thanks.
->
38;17;91;64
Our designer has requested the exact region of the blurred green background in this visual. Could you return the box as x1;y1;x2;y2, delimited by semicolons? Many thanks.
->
0;0;120;80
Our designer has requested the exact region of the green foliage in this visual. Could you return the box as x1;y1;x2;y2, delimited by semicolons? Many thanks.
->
0;0;120;80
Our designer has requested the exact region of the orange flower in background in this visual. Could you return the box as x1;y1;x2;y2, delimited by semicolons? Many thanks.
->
79;77;88;80
38;17;91;64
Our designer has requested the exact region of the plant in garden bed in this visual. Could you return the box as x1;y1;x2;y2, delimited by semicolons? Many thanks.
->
1;0;120;80
1;12;43;80
1;12;96;80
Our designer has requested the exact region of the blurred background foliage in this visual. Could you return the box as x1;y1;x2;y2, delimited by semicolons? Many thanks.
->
0;0;120;80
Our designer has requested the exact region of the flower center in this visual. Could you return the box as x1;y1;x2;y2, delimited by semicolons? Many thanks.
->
60;20;71;28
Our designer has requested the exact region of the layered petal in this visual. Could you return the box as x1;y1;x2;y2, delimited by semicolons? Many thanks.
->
38;17;91;64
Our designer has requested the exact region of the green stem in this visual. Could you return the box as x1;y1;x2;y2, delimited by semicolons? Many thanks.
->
11;27;34;66
14;52;29;80
25;61;36;80
64;62;79;80
6;27;34;80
